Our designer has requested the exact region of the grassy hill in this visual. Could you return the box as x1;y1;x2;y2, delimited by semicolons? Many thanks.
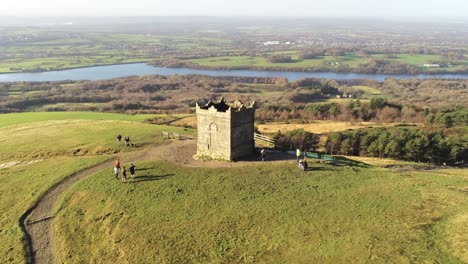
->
0;112;190;128
54;161;468;263
0;112;193;263
0;112;466;263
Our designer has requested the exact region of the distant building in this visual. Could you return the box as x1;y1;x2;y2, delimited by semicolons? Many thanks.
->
423;64;440;68
263;41;280;45
195;97;256;161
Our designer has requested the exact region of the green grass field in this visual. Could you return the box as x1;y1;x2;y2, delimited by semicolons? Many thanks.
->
0;112;467;263
0;31;232;73
0;56;151;73
189;54;370;68
372;54;441;65
0;119;191;161
352;85;382;95
0;112;195;263
0;156;110;264
0;112;190;128
188;53;468;72
54;161;468;263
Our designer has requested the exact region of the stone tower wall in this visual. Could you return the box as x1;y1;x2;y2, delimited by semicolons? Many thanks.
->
196;107;232;160
230;108;255;160
196;102;255;161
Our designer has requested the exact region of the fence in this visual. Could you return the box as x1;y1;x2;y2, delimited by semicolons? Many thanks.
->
254;133;275;147
305;151;337;164
161;131;181;140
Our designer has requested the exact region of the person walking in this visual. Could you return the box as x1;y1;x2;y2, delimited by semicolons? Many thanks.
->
122;167;127;183
125;135;130;147
261;148;266;161
129;164;136;180
114;159;120;179
117;134;122;145
114;158;121;179
296;148;301;162
114;166;119;179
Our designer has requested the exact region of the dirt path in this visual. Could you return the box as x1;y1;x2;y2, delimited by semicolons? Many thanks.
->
21;138;293;264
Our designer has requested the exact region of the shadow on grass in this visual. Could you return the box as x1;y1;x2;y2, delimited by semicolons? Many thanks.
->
130;173;174;183
334;156;371;168
135;167;152;172
235;149;295;162
306;166;332;171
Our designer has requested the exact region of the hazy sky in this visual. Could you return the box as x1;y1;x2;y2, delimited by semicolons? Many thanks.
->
2;0;467;18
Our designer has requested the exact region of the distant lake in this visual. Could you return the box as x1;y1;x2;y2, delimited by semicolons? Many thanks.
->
1;63;467;82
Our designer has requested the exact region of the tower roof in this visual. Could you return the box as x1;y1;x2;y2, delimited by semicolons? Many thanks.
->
197;97;255;112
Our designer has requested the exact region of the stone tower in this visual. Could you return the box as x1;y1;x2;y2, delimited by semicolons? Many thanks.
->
195;97;256;161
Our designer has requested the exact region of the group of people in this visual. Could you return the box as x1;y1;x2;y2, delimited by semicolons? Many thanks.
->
116;134;132;146
114;158;136;183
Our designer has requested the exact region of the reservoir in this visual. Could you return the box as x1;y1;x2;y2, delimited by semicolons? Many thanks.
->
1;63;467;82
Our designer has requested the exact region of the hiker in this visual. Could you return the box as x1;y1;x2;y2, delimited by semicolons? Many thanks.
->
125;135;130;146
129;164;136;180
296;148;301;162
117;134;122;145
122;167;127;183
261;148;266;161
114;158;121;179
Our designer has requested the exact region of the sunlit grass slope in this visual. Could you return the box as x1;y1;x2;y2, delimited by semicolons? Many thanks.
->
0;118;193;161
0;112;190;128
0;112;195;263
0;157;108;264
55;161;467;263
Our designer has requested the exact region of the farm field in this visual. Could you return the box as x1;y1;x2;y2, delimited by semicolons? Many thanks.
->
0;31;231;73
189;54;369;68
352;85;382;96
188;53;468;72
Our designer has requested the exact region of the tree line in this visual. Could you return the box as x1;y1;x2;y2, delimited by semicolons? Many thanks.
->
325;127;466;164
273;127;466;165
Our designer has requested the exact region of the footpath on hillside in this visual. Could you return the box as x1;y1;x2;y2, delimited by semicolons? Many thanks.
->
21;138;294;264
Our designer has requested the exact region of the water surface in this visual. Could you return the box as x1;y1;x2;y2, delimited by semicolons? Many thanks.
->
1;63;467;82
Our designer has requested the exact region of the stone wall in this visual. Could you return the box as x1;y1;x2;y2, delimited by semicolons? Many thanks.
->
231;108;255;160
196;106;232;160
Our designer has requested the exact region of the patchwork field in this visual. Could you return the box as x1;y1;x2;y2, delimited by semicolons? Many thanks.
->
0;32;231;73
188;53;468;72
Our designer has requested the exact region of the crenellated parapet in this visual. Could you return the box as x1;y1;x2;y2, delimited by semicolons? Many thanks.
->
196;96;255;114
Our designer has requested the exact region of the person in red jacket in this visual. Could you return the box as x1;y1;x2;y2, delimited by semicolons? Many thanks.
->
114;158;121;179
